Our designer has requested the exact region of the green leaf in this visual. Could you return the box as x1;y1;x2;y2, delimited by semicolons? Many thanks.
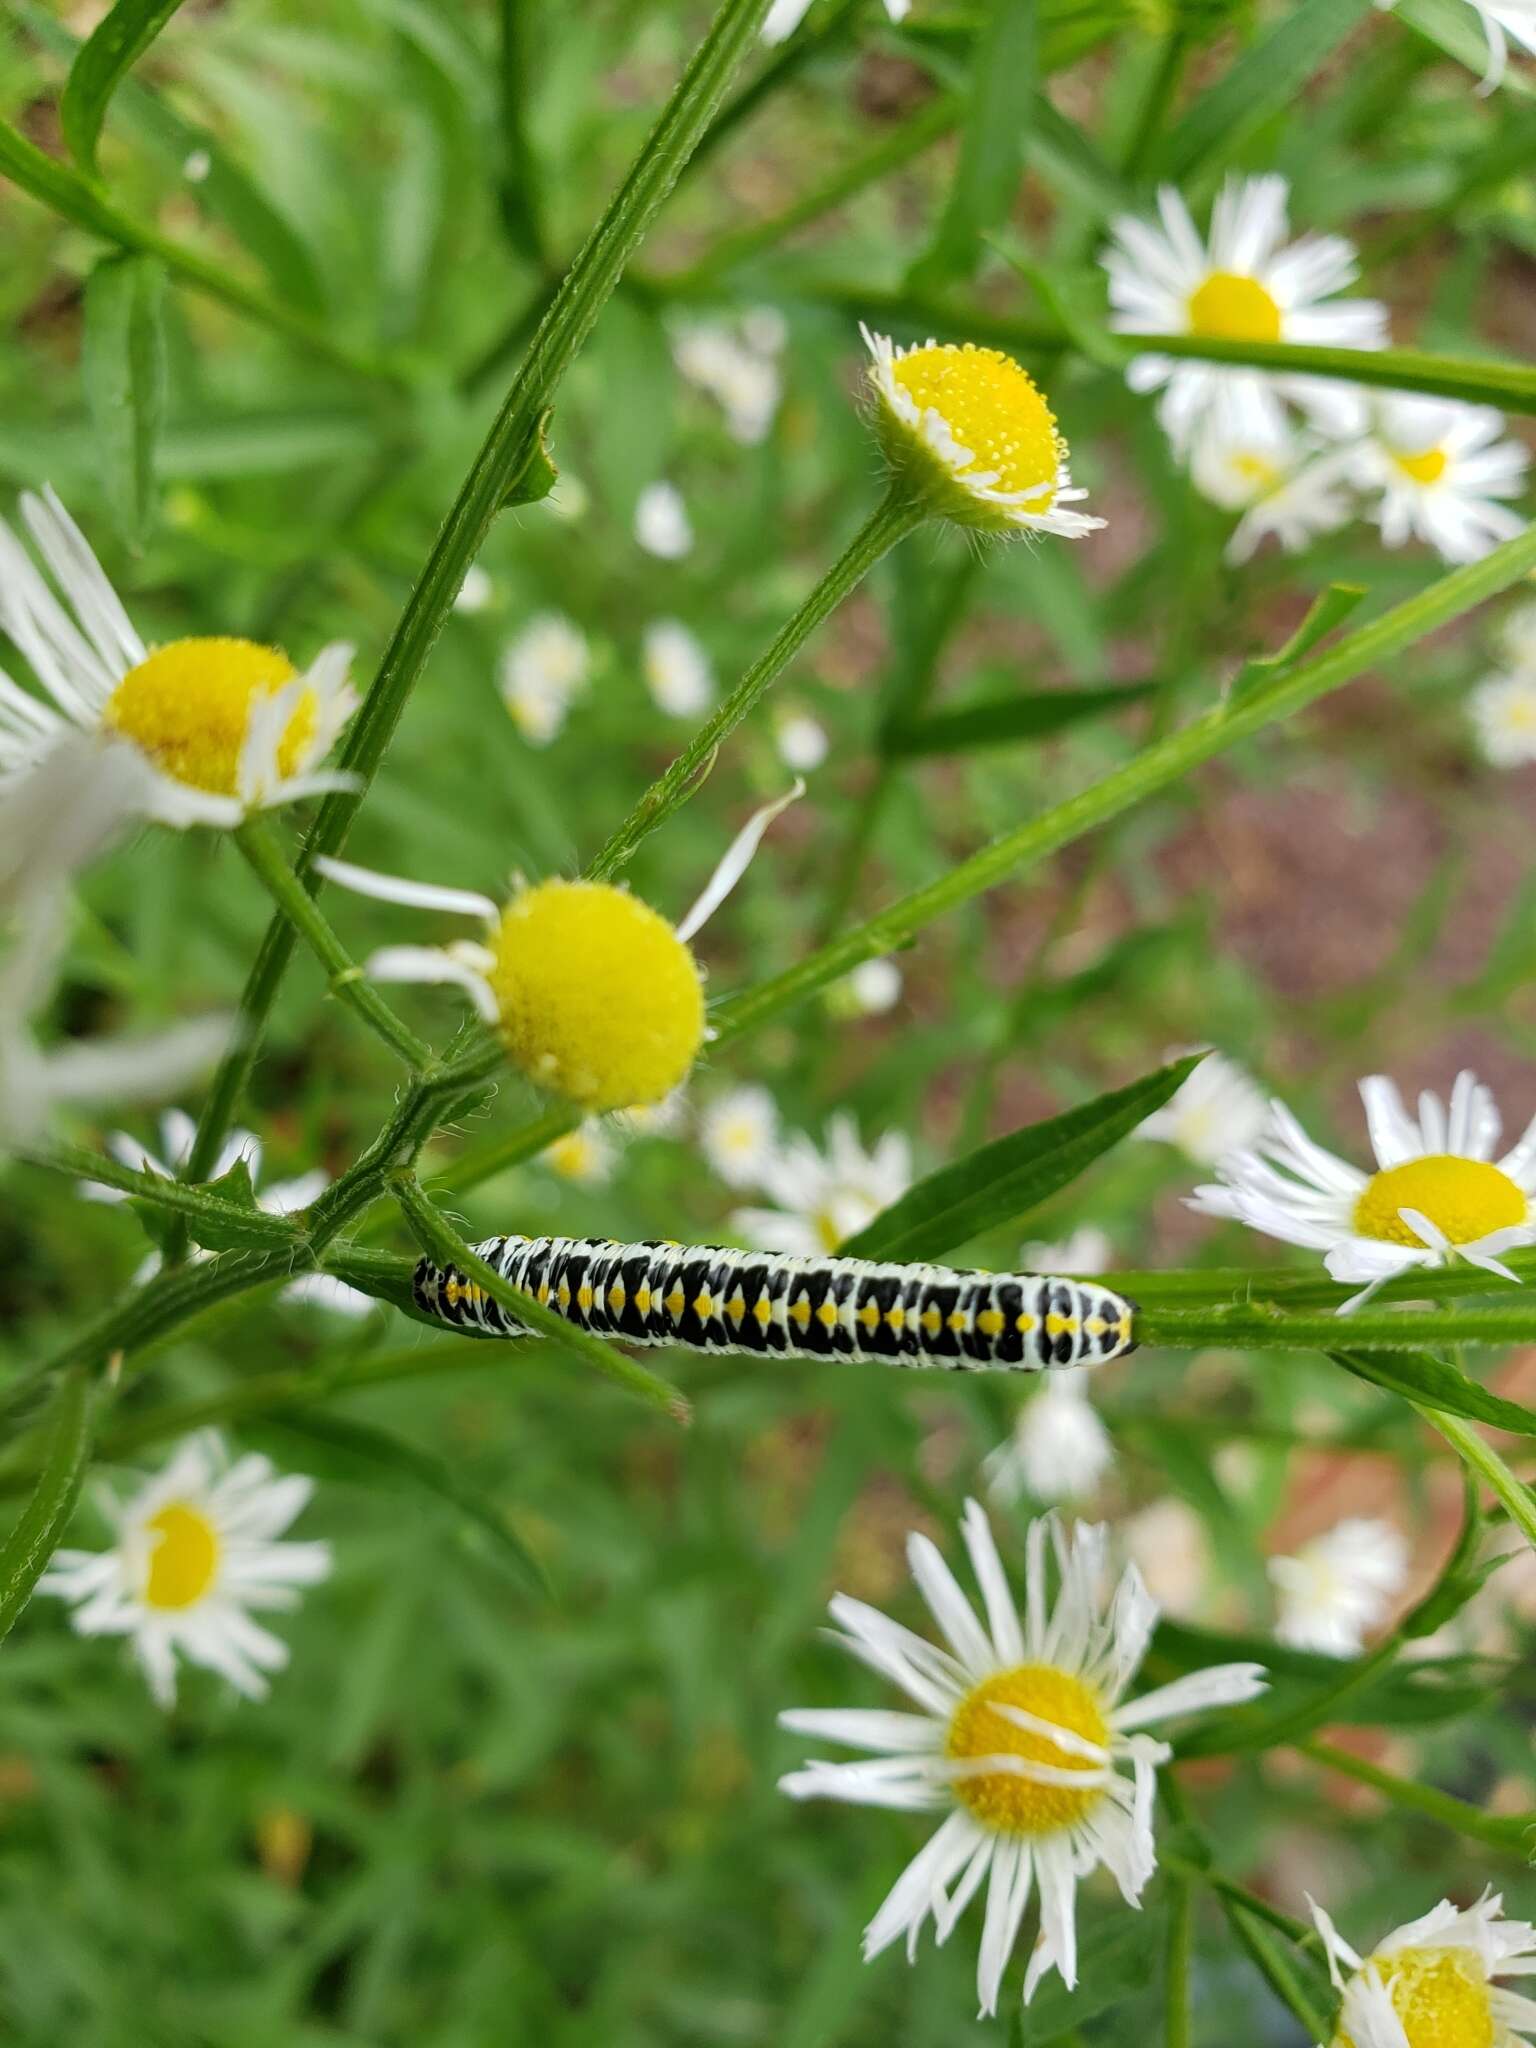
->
1014;1904;1164;2044
1228;585;1366;702
0;1369;93;1645
258;1410;550;1600
1399;1475;1504;1640
60;0;189;176
840;1054;1203;1262
884;681;1156;757
81;254;166;548
1330;1349;1536;1439
1155;0;1377;180
908;0;1036;290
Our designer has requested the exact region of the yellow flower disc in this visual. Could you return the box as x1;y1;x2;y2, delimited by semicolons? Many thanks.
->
1338;1947;1497;2048
1186;271;1283;343
945;1662;1109;1834
890;342;1062;507
142;1502;221;1610
104;637;315;797
485;879;705;1111
1353;1156;1527;1248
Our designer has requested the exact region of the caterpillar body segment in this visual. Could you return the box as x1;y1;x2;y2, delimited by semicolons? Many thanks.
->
412;1236;1137;1370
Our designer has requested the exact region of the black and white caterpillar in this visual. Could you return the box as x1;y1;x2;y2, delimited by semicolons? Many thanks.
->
412;1235;1137;1370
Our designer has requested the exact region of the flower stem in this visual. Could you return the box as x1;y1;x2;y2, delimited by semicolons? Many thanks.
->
235;820;432;1070
588;488;925;881
17;1141;303;1247
1416;1399;1536;1553
1298;1739;1535;1856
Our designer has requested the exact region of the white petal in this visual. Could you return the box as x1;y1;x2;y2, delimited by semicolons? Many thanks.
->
906;1531;995;1676
675;780;804;943
976;1835;1033;2017
776;1707;941;1753
960;1498;1024;1666
364;946;501;1024
1111;1662;1267;1732
313;854;499;922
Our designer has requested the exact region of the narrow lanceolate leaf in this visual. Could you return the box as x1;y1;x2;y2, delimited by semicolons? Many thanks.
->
1155;0;1377;181
60;0;190;176
258;1411;550;1600
82;254;166;548
0;1368;93;1644
1228;586;1365;703
1330;1349;1536;1436
841;1055;1203;1263
908;0;1036;290
884;681;1156;757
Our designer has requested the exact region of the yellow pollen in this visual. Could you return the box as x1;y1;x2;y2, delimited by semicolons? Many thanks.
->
945;1664;1110;1834
813;1209;845;1254
890;342;1061;505
1392;445;1450;486
104;637;314;798
485;879;706;1112
1186;270;1283;343
1336;1947;1496;2048
142;1502;220;1611
1352;1155;1527;1248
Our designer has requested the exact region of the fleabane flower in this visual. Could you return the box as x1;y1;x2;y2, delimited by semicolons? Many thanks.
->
1103;176;1386;453
643;619;714;718
634;480;693;560
672;316;784;445
1310;1889;1536;2048
1269;1516;1410;1657
1346;397;1529;565
79;1108;372;1315
1190;413;1354;563
313;784;801;1113
700;1082;779;1189
542;1119;618;1185
1376;0;1536;91
0;490;357;904
37;1431;332;1708
862;328;1102;538
1471;668;1536;767
762;0;908;42
777;710;829;773
779;1503;1266;2014
1137;1050;1269;1166
732;1111;911;1253
499;612;589;746
1190;1069;1536;1310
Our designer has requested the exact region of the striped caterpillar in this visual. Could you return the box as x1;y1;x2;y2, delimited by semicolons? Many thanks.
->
412;1235;1137;1371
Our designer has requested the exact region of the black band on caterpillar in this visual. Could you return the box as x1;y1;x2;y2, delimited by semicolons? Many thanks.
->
412;1236;1136;1370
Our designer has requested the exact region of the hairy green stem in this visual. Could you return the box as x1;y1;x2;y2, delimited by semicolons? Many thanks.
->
18;1141;301;1246
1298;1739;1534;1855
1418;1401;1536;1552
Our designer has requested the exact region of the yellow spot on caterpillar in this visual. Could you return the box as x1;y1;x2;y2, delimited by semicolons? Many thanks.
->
1016;1313;1037;1333
754;1296;773;1326
816;1300;839;1328
636;1285;652;1314
578;1284;594;1312
693;1292;714;1319
921;1308;942;1335
977;1308;1004;1338
666;1286;685;1317
887;1306;906;1329
537;1281;551;1305
608;1282;625;1311
1046;1313;1077;1337
726;1293;746;1322
947;1310;969;1333
858;1301;881;1328
790;1297;812;1328
557;1279;571;1309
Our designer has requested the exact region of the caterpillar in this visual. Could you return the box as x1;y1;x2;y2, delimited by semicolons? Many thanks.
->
412;1235;1136;1370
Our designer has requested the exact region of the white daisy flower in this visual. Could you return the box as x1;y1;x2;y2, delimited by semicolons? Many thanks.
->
862;327;1102;539
779;1503;1267;2013
634;480;694;560
1346;396;1529;565
777;710;829;773
672;319;784;446
1103;175;1387;453
732;1111;911;1254
843;956;903;1015
643;619;714;718
0;489;358;905
762;0;908;43
1190;410;1355;564
984;1379;1113;1506
1376;0;1536;91
1190;1068;1536;1310
1268;1515;1409;1657
1137;1050;1269;1167
542;1119;618;1186
0;885;229;1161
1310;1888;1536;2048
79;1107;373;1315
37;1431;332;1708
617;1087;688;1138
1471;669;1536;767
700;1082;779;1189
310;783;802;1112
498;612;589;747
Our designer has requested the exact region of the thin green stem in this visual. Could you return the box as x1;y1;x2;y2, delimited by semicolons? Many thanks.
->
1164;1873;1193;2048
1222;1900;1332;2043
390;1172;689;1421
1418;1401;1536;1552
588;488;924;880
1298;1740;1535;1856
235;820;432;1070
17;1141;302;1246
173;0;775;1232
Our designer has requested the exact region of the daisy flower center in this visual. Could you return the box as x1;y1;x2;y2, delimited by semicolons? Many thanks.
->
545;1130;601;1180
890;343;1061;505
1352;1155;1527;1248
945;1663;1109;1833
104;638;316;798
1391;445;1450;486
485;879;706;1112
1231;451;1283;491
1347;1947;1496;2048
1186;271;1283;344
142;1501;221;1610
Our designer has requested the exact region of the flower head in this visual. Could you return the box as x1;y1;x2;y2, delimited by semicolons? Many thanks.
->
643;619;714;718
1311;1889;1536;2048
38;1431;332;1707
1137;1050;1269;1166
700;1082;779;1189
1103;175;1386;453
1190;1069;1536;1309
634;480;693;560
1269;1516;1409;1656
732;1111;910;1254
984;1378;1114;1506
0;490;357;902
862;328;1102;538
1190;412;1354;564
672;315;784;445
777;710;829;773
1471;669;1536;768
779;1503;1266;2013
1346;397;1529;565
499;612;589;746
542;1119;619;1185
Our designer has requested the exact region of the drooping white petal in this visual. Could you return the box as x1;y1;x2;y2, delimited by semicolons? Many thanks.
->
675;780;804;943
313;854;499;922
